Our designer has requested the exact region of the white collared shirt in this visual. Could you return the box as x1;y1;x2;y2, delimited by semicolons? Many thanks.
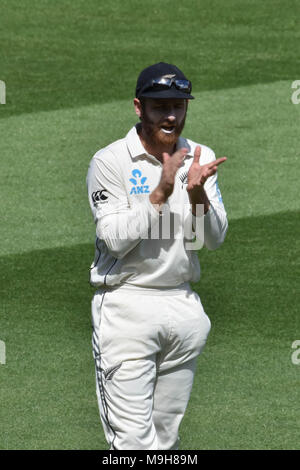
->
86;125;228;289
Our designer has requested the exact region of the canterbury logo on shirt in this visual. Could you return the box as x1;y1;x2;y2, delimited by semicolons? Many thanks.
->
129;169;150;195
92;189;109;204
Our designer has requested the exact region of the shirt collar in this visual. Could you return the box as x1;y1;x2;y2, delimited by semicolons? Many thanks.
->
126;125;147;160
126;124;194;162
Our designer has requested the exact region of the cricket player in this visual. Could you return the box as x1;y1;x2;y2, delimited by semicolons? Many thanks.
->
86;62;228;450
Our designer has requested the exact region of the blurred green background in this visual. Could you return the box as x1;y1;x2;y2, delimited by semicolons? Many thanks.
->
0;0;299;449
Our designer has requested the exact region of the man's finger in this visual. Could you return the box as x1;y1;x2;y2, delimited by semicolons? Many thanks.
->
193;145;201;164
162;152;171;164
207;157;227;168
171;147;188;164
174;147;188;158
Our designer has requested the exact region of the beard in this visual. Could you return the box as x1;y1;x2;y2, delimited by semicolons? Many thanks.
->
140;109;187;149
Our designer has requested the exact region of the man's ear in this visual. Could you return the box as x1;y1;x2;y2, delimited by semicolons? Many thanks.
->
134;98;142;118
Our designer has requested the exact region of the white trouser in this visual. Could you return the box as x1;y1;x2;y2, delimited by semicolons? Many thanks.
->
91;283;211;450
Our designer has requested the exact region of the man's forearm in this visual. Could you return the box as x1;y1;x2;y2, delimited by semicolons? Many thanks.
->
149;187;168;208
188;186;210;215
97;198;160;259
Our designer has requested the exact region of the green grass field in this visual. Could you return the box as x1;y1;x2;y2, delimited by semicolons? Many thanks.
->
0;0;299;450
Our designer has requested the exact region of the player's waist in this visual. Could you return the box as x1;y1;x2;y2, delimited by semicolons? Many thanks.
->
96;281;192;296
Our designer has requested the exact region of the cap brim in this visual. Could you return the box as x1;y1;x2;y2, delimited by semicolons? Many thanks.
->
138;89;194;100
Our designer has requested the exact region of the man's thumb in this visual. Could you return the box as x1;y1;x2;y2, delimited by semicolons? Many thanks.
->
193;145;201;163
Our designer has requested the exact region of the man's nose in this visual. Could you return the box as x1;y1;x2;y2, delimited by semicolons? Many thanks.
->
165;110;176;121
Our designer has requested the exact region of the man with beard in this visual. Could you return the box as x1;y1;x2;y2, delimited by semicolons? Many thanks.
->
86;62;228;450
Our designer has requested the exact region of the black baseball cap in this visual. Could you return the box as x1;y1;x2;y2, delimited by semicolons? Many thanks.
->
135;62;194;100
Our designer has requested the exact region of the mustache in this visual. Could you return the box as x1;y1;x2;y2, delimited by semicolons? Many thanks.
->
140;110;187;142
160;122;177;128
143;115;179;130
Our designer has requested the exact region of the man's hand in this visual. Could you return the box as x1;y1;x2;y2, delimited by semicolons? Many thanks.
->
150;147;187;207
187;146;227;215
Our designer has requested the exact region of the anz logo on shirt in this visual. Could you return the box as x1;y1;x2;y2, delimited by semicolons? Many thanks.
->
129;169;150;195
